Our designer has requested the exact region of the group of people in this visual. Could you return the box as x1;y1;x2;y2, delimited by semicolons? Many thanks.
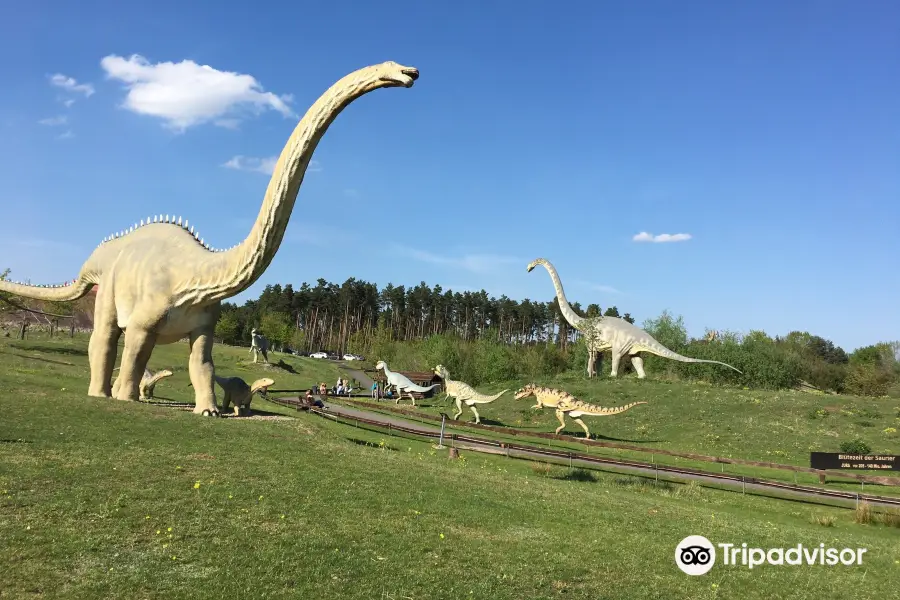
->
332;377;354;396
308;378;355;398
302;377;395;407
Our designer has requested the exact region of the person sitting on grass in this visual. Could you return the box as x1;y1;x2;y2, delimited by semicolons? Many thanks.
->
303;389;324;408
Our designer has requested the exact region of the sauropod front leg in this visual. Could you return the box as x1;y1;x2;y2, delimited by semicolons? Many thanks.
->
115;328;156;401
111;373;122;398
609;350;623;377
188;326;219;416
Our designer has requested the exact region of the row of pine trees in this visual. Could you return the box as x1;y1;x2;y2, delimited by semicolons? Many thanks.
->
215;278;636;353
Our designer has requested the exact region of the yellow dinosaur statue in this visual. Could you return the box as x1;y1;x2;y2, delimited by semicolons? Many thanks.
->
514;383;646;438
433;364;508;424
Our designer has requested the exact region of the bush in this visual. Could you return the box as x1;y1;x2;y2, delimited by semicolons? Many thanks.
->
801;360;847;393
352;316;895;395
844;363;894;397
657;336;802;390
839;438;872;455
471;338;518;385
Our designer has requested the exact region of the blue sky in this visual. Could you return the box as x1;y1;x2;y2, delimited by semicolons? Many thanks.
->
1;1;897;352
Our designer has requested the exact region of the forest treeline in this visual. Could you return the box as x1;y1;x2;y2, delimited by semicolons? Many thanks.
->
213;278;900;398
3;270;898;397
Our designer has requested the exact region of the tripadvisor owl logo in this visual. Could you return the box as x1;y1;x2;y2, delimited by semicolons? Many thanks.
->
675;535;868;575
675;535;716;575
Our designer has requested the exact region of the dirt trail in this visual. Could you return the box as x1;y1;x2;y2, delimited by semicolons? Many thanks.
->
338;363;375;388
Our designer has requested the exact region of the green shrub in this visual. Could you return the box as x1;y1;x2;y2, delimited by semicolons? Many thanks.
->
661;337;801;389
844;363;894;397
471;338;518;385
801;360;847;393
839;438;872;455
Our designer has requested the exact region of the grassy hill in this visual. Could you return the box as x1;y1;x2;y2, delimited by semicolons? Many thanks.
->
1;334;899;599
376;371;900;467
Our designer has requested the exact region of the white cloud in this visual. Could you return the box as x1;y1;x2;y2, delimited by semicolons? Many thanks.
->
100;54;295;131
57;130;74;140
222;156;321;175
343;188;359;198
632;231;692;243
214;118;241;129
574;280;620;294
392;244;520;273
62;99;76;108
49;74;95;97
222;155;278;175
38;115;67;126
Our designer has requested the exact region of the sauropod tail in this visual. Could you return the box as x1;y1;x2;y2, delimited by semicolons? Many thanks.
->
0;277;95;302
639;338;742;374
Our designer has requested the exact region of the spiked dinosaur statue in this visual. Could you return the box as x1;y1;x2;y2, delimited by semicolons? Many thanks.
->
0;62;420;415
526;258;741;379
375;360;438;406
433;364;508;424
514;383;646;439
215;375;275;416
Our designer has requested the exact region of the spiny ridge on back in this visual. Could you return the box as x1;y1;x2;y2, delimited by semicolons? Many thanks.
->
95;214;233;252
5;278;77;288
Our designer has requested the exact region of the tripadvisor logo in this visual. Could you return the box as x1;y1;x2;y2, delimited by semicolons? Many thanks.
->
675;535;867;575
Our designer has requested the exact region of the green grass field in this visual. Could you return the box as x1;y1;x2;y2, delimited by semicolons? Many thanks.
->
395;372;900;462
2;333;900;599
353;370;900;491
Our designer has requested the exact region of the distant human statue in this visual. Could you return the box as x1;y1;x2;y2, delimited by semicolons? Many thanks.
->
249;328;269;364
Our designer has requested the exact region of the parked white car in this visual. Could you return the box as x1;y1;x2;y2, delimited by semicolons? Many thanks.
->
343;354;361;361
310;352;328;359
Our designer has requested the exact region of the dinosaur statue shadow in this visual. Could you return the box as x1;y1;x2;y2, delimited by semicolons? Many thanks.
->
142;395;179;402
345;437;400;452
233;408;285;418
261;359;297;374
551;468;599;483
462;417;505;427
9;343;87;357
0;350;76;367
558;431;665;444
